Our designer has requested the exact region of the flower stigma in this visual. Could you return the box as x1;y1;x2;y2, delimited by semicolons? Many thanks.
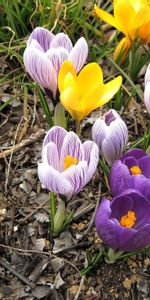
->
120;211;136;228
130;165;142;175
64;155;78;170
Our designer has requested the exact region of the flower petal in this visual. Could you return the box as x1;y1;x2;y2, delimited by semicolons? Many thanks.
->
92;119;107;153
42;142;60;171
77;63;103;98
98;76;122;106
114;37;131;64
50;33;73;52
82;141;99;184
60;87;83;121
23;46;57;97
114;0;136;37
27;27;54;51
43;126;67;156
46;47;69;75
144;82;150;114
68;37;88;73
101;119;128;165
62;161;87;194
94;5;119;29
60;131;84;170
58;60;77;93
38;163;73;200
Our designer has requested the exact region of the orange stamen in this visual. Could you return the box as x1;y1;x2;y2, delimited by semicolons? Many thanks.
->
120;211;136;228
64;155;78;170
130;165;142;175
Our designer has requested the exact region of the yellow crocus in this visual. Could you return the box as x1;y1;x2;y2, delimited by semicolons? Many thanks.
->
58;61;122;122
94;0;150;62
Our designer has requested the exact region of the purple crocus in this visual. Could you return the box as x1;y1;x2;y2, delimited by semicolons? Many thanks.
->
95;189;150;251
92;109;128;165
38;126;99;200
110;148;150;198
23;27;88;105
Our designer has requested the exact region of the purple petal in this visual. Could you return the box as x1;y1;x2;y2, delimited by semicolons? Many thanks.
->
82;141;99;184
23;46;57;97
144;82;150;114
101;119;128;165
38;163;73;200
60;132;84;171
92;119;107;153
62;161;87;194
46;47;69;75
133;225;150;250
50;33;73;52
104;109;120;125
123;157;138;169
27;27;54;51
138;156;150;178
68;37;88;73
42;142;60;171
43;126;67;155
110;160;131;196
120;148;146;163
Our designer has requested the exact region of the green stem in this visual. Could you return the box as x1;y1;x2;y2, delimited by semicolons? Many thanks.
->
107;57;144;102
76;120;81;136
50;192;56;234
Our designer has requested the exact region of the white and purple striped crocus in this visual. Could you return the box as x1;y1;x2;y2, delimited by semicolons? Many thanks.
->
38;126;99;200
144;63;150;114
23;27;88;105
92;109;128;165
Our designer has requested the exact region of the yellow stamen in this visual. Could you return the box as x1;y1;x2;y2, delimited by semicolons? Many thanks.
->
64;155;78;170
120;211;136;228
130;165;142;175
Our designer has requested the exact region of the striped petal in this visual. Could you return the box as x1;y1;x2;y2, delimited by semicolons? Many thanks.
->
50;33;73;52
92;119;107;153
60;131;84;170
23;46;57;97
43;126;67;155
62;161;88;194
83;141;99;184
42;142;60;171
68;37;88;73
27;27;54;51
144;82;150;114
38;163;73;200
46;47;69;75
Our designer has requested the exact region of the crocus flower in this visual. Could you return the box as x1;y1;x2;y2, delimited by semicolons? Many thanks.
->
23;27;88;104
92;109;128;165
38;126;99;200
144;63;150;114
94;1;150;62
110;148;150;198
58;61;122;123
95;189;150;251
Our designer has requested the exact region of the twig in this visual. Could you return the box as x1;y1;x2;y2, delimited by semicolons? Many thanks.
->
0;257;35;289
0;129;45;159
0;244;80;274
53;241;92;255
19;197;49;224
73;275;85;300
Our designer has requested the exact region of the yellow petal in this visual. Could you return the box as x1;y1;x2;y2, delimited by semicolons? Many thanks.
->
60;87;84;121
114;37;131;64
58;60;77;93
132;4;150;31
80;83;104;118
98;76;122;106
139;21;150;42
64;72;77;92
77;62;103;98
114;0;136;37
94;5;119;29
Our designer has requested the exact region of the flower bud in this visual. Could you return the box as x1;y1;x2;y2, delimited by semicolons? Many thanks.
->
92;109;128;165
